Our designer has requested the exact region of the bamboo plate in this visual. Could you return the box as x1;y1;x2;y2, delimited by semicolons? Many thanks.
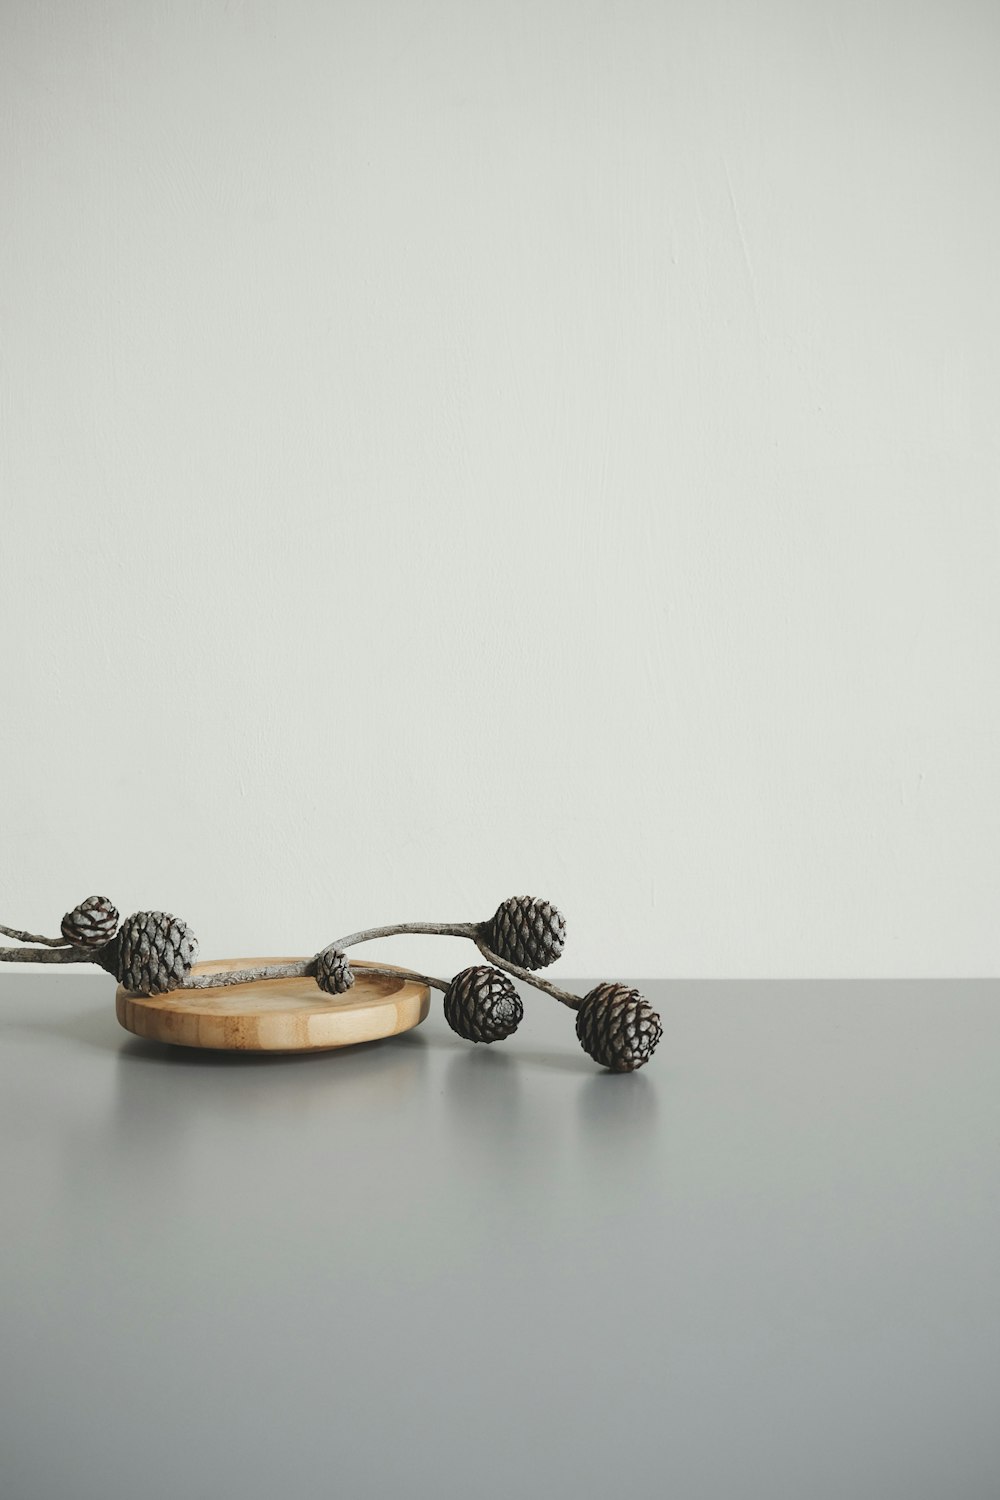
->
115;957;431;1052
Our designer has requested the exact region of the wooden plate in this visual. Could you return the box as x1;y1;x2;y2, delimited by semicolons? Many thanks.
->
115;957;431;1052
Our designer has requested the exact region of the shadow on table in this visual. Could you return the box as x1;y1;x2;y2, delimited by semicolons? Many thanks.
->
430;1019;603;1076
575;1068;660;1134
9;983;594;1074
7;1001;129;1054
442;1034;661;1141
38;1030;431;1204
11;999;430;1066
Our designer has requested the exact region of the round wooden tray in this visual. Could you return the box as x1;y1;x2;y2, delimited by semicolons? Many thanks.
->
115;957;431;1052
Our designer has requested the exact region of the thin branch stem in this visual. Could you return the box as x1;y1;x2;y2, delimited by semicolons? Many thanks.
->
473;938;582;1010
181;923;478;991
0;924;71;948
333;919;582;1008
182;959;449;995
0;909;576;1010
0;946;98;964
360;964;449;994
332;920;479;948
183;961;311;989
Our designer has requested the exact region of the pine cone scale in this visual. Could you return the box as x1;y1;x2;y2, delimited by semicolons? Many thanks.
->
61;895;119;949
314;946;355;995
107;911;199;996
576;983;662;1072
444;965;523;1044
482;896;566;971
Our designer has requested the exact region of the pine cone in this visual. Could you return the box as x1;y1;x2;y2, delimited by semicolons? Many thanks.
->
443;965;523;1044
575;983;662;1072
98;911;199;996
481;895;566;971
314;946;355;995
61;895;119;949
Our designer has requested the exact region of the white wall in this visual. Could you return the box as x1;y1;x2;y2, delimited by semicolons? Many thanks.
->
2;0;998;980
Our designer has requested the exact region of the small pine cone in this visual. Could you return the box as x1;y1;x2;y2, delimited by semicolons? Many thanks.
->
98;911;199;996
481;895;566;971
314;946;355;995
61;895;119;949
443;965;523;1044
575;983;662;1072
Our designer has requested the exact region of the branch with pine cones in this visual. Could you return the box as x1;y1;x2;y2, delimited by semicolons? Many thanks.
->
0;895;662;1072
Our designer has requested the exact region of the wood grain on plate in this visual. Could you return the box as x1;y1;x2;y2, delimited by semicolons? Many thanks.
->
115;957;430;1052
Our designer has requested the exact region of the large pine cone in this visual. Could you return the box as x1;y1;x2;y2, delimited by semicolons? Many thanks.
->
480;895;566;970
98;911;199;996
443;965;523;1043
314;946;355;995
61;895;119;949
575;983;662;1072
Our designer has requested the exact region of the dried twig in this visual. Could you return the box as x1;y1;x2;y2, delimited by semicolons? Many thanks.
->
0;945;96;964
0;924;71;948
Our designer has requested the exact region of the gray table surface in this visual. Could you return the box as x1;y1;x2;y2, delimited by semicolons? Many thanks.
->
1;972;998;1500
